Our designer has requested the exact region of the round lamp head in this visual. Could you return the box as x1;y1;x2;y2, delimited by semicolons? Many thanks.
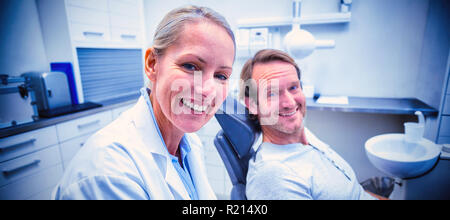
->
283;25;316;59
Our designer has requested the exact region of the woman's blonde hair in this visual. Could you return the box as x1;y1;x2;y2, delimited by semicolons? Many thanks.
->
152;5;236;57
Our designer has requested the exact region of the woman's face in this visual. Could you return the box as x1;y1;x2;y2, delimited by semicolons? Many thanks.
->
146;21;235;133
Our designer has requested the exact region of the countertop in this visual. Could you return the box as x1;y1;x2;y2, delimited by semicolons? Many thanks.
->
0;94;139;139
306;96;438;116
1;95;439;139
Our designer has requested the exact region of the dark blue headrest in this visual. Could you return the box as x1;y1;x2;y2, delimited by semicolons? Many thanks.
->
215;96;261;158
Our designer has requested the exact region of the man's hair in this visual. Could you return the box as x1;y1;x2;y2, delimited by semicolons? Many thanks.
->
239;49;301;101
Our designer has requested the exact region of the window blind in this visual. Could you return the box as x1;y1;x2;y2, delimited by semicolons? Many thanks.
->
77;48;144;103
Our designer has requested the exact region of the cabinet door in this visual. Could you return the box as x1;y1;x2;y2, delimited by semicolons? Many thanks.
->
109;13;140;29
56;110;112;142
111;27;141;44
66;0;108;11
0;164;63;200
27;185;56;200
0;145;61;187
71;23;110;42
109;0;140;17
0;126;58;163
67;5;109;26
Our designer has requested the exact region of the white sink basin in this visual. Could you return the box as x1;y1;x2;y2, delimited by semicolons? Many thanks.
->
365;134;442;179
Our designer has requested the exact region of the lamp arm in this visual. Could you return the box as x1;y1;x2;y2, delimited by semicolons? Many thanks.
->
315;40;336;49
292;0;302;25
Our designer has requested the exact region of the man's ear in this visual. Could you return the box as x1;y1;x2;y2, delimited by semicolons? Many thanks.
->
244;96;258;116
145;48;157;83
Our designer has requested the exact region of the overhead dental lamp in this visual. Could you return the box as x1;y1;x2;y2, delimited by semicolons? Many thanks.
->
284;0;336;59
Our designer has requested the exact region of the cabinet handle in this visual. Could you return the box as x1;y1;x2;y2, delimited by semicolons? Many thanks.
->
2;159;41;176
83;31;104;37
77;120;101;130
120;34;136;40
0;138;36;152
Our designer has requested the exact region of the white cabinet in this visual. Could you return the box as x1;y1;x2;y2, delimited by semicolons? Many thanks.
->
0;145;61;187
0;145;63;200
0;126;58;163
62;0;144;46
0;126;62;200
67;5;110;26
56;111;112;142
0;102;131;199
70;23;111;42
37;0;146;104
66;0;109;10
0;163;63;200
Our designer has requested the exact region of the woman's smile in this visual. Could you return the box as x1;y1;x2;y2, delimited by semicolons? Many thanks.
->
180;98;210;114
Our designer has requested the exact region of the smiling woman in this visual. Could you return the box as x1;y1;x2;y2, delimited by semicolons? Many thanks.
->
145;8;236;153
52;5;236;200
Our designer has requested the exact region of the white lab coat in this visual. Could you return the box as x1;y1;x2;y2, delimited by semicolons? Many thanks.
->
52;94;216;200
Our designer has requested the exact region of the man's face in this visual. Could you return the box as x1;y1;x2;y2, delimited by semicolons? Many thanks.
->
252;61;307;136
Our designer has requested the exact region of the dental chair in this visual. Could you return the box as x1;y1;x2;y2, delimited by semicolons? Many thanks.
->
214;96;261;200
213;96;329;200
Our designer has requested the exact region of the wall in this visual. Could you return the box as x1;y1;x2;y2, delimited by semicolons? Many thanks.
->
414;0;450;143
0;0;49;76
406;0;450;200
144;0;433;98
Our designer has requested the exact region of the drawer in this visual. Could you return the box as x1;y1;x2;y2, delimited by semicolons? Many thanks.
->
66;0;108;11
0;164;63;200
60;132;93;169
111;28;141;44
0;145;61;187
112;103;134;119
443;95;450;115
70;23;110;42
67;5;109;26
110;14;140;29
27;185;55;200
56;110;112;142
109;0;140;17
0;126;58;163
439;116;450;137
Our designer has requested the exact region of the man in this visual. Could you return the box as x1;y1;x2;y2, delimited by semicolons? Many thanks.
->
240;49;385;200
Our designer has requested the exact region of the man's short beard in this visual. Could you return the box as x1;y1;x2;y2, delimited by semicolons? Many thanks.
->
272;113;307;135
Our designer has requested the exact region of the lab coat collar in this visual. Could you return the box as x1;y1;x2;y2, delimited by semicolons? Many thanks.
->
130;90;191;200
185;135;217;200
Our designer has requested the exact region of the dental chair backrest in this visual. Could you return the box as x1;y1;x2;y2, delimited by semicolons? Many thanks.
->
214;96;261;200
